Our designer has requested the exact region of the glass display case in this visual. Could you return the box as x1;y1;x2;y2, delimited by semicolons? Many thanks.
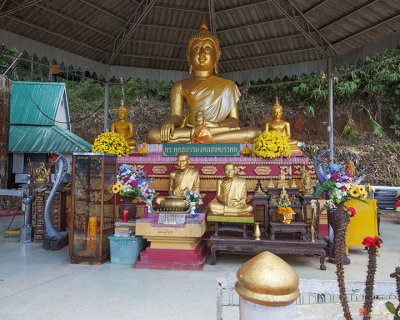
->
69;153;116;264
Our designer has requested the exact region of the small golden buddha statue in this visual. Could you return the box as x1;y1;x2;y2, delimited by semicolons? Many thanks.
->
190;110;214;144
279;187;291;206
35;162;48;185
148;15;261;144
154;153;200;206
208;163;253;216
265;97;302;155
302;169;313;195
111;100;137;153
277;168;289;188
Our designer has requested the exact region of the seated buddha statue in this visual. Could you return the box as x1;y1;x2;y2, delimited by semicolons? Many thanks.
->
190;110;214;144
154;153;200;206
208;163;253;216
148;15;261;144
111;100;137;153
265;97;302;155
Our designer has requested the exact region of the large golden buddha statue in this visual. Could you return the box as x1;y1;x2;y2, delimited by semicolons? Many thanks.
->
208;163;253;216
265;97;302;155
111;100;137;153
148;16;261;144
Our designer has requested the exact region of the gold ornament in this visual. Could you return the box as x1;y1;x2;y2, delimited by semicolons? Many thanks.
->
235;251;299;307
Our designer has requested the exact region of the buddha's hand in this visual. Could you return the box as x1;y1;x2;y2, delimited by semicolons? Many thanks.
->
204;121;219;128
160;121;175;142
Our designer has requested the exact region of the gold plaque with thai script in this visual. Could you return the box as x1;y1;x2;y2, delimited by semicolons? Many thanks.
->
152;165;168;174
201;166;218;175
254;166;271;176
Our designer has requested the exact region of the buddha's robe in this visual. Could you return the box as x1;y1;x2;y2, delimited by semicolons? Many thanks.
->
208;176;253;216
170;167;200;196
182;76;241;127
191;125;214;144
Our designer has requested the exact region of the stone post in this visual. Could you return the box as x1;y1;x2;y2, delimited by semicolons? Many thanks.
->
0;75;11;189
235;251;299;320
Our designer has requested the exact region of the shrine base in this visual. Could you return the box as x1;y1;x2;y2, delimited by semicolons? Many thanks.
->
134;240;209;270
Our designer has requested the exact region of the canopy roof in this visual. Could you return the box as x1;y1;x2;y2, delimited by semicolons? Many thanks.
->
1;0;400;80
9;125;92;153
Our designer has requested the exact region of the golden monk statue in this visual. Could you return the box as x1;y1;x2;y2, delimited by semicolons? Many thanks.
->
277;168;289;188
265;97;302;155
190;110;214;144
154;153;200;206
148;15;261;144
111;100;137;153
208;163;253;216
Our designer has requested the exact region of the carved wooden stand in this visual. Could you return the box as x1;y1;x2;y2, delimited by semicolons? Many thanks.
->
209;236;327;270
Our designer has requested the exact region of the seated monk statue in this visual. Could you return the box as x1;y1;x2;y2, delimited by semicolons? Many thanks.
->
154;153;200;206
265;97;302;155
148;15;261;144
190;110;214;144
208;163;253;216
111;100;137;153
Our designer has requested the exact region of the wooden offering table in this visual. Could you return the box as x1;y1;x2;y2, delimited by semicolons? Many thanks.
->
209;236;327;270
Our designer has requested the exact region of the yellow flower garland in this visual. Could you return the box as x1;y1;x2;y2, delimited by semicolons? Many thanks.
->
252;130;291;159
92;132;129;157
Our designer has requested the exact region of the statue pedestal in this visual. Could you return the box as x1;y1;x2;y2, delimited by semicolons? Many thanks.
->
134;214;208;270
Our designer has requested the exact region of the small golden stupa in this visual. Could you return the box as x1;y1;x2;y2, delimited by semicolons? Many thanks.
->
235;251;299;307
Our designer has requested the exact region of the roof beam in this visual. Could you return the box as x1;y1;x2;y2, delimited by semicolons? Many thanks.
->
332;12;400;47
0;0;43;18
208;0;216;35
34;3;114;39
287;0;338;55
78;0;126;23
271;0;328;57
220;46;317;64
0;0;9;11
222;32;302;49
216;0;270;14
128;39;186;48
104;0;156;65
319;0;379;32
139;22;197;32
118;53;185;62
153;4;206;13
6;14;105;53
217;0;327;33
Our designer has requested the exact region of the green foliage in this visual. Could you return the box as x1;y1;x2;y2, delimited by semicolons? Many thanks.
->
343;119;359;144
390;108;400;138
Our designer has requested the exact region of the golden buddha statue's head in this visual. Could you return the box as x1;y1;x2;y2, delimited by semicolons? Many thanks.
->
224;163;235;180
187;14;221;74
195;110;205;125
176;153;190;170
117;100;127;120
272;96;283;120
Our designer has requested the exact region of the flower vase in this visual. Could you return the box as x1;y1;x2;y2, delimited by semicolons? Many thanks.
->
118;196;137;221
189;202;198;217
328;202;351;265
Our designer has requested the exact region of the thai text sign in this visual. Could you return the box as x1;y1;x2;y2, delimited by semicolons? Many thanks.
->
163;144;241;157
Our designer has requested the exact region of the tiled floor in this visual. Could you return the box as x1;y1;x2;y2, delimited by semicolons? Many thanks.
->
0;215;398;320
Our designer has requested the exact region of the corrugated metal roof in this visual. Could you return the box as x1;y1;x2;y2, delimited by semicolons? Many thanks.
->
9;125;92;153
0;0;400;74
10;82;65;126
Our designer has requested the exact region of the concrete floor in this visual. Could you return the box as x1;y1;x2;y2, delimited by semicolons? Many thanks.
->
0;215;398;320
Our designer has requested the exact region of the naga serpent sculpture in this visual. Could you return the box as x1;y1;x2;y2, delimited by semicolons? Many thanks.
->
44;151;68;241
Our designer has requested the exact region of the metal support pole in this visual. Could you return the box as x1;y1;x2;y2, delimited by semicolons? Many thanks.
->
328;57;334;163
104;81;109;132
